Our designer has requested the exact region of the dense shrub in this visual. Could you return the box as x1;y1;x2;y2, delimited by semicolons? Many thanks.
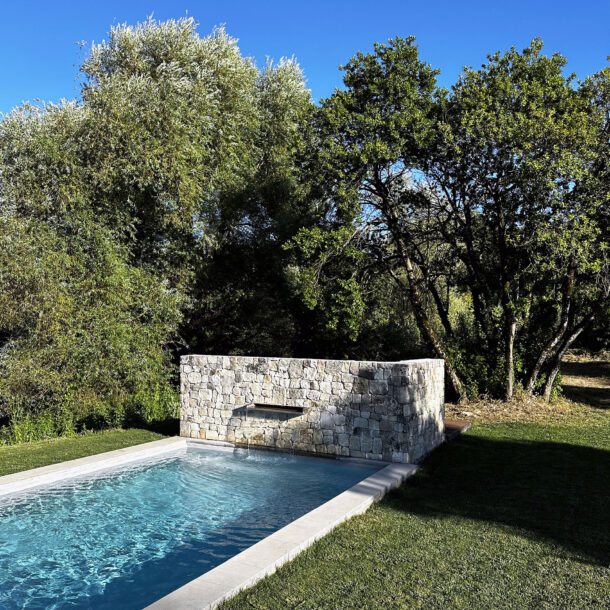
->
0;214;182;441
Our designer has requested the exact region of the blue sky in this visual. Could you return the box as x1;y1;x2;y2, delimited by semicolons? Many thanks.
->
1;0;608;114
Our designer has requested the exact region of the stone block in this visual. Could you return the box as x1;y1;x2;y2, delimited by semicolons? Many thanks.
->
319;411;334;428
187;371;201;384
370;381;388;395
353;417;369;429
360;437;373;453
180;355;443;465
379;419;393;432
352;378;369;393
288;360;303;376
272;388;286;404
303;366;317;380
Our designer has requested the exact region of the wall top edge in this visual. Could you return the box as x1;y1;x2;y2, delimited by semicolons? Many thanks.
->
180;355;444;366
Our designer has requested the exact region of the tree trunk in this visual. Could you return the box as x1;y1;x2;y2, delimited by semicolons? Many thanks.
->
505;314;517;400
439;222;489;339
427;276;453;337
384;221;465;398
496;206;516;401
377;250;464;399
542;310;597;401
376;176;466;401
410;243;453;337
385;228;464;400
525;266;575;394
402;248;465;400
500;271;516;400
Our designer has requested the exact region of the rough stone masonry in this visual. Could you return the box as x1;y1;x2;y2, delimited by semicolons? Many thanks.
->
180;355;445;463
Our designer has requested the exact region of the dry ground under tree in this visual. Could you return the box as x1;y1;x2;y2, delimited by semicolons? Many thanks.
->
446;351;610;424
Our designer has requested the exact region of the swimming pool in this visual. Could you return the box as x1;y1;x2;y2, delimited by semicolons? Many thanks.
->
0;443;382;609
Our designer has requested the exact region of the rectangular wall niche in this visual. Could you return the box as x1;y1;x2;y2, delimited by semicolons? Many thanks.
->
180;356;445;463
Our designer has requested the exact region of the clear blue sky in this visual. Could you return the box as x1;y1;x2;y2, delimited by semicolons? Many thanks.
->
1;0;608;114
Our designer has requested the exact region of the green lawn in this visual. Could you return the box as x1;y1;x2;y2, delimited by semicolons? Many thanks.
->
222;415;610;609
0;428;164;477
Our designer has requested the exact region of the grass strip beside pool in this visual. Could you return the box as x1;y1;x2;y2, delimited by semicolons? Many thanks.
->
0;429;165;477
222;415;610;609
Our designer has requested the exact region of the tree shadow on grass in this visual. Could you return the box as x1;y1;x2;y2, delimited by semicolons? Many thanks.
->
561;360;610;381
123;416;180;436
562;384;609;409
386;430;610;567
561;360;610;409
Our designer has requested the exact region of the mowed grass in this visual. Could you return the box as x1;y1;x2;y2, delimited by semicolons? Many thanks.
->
223;415;610;609
0;428;164;477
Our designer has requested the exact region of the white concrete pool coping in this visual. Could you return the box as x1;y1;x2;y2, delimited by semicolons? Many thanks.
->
0;437;418;609
0;437;187;497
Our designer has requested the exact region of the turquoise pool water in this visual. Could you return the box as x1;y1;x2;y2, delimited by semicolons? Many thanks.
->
0;446;381;609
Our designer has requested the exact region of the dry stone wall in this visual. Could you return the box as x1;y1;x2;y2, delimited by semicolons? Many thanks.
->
180;355;445;463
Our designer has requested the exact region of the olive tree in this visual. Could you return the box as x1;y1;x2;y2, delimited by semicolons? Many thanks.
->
0;17;316;428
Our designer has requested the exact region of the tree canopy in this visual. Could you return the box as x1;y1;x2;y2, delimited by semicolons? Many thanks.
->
0;19;608;440
292;38;609;400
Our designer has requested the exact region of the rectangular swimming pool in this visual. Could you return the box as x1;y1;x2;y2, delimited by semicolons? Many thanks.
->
0;443;382;609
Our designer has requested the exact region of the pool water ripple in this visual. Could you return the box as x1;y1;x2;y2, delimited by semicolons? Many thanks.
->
0;446;380;609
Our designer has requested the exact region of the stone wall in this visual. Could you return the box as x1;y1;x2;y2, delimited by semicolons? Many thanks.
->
180;355;445;463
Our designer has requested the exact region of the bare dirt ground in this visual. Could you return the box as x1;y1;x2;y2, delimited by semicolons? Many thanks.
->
445;351;610;424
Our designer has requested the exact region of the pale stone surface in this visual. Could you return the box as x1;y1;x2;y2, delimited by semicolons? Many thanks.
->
180;356;445;463
0;438;186;497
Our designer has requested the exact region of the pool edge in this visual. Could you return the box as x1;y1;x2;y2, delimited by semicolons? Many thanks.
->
146;461;417;610
0;437;186;496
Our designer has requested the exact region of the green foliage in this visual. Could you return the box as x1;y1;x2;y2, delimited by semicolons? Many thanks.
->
318;36;439;184
432;43;608;397
129;385;180;425
284;36;441;351
291;37;609;398
1;17;608;437
0;213;182;435
0;17;317;441
79;19;261;284
0;404;76;445
186;55;317;357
